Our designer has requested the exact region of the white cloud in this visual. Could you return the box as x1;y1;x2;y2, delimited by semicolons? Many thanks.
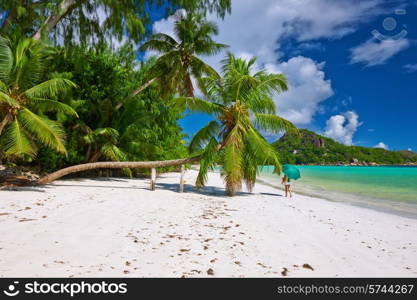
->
151;0;387;66
151;9;183;42
374;142;389;150
265;56;334;125
203;0;384;64
324;111;362;145
350;38;410;66
407;148;413;151
150;0;386;126
296;42;325;53
404;63;417;73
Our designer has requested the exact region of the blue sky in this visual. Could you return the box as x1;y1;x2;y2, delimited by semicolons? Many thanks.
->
151;0;417;151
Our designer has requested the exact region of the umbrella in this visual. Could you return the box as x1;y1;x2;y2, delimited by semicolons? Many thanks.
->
283;164;301;180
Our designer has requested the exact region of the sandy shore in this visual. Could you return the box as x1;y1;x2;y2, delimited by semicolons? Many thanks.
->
1;170;416;277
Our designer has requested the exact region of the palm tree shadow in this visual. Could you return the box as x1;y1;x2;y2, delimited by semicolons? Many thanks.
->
51;183;144;190
86;177;130;182
260;192;283;197
0;186;48;192
154;182;252;197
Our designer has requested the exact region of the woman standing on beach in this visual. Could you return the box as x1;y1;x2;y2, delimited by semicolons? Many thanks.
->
282;175;292;198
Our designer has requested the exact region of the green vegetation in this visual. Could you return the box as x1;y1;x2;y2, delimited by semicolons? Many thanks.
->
174;53;295;196
35;45;188;173
0;2;233;181
0;1;232;179
273;129;417;165
2;1;413;196
2;1;412;195
139;12;227;98
0;36;77;160
0;0;231;45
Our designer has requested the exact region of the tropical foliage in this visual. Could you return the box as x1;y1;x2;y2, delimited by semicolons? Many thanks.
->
0;36;77;160
1;2;297;197
274;129;417;165
0;0;231;45
173;53;296;196
138;12;227;98
35;44;187;173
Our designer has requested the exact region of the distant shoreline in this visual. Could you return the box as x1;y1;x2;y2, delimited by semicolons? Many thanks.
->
291;164;417;167
256;175;417;220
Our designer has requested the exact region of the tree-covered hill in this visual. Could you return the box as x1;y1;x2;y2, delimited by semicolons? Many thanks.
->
272;129;417;165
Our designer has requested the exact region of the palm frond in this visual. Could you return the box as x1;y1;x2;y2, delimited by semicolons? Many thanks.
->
242;150;258;192
0;80;7;92
189;120;220;153
0;36;13;82
171;97;223;115
253;72;288;95
196;137;219;189
83;127;119;144
101;144;132;177
2;118;36;157
245;127;282;173
254;113;297;134
0;91;20;107
190;56;220;78
195;41;228;56
24;78;77;99
140;33;178;53
222;124;245;196
18;108;67;154
14;38;44;90
140;38;177;53
244;95;276;114
30;98;78;117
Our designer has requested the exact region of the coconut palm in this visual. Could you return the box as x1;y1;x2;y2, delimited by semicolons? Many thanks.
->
135;12;228;98
174;53;297;196
0;36;77;159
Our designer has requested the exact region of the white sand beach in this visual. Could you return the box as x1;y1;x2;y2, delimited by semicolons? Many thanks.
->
0;170;416;278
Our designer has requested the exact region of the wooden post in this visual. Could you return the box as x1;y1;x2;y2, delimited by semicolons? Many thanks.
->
150;168;156;191
179;165;185;193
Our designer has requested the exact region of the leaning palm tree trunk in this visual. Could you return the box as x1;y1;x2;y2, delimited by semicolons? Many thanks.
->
33;0;79;40
115;77;158;110
0;113;12;136
130;77;157;98
37;156;201;185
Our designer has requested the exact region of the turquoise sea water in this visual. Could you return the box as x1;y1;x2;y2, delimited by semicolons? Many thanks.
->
258;166;417;217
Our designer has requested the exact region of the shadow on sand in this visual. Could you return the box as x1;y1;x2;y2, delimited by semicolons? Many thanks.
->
4;177;282;198
0;186;49;192
155;182;254;198
260;192;283;197
51;183;144;190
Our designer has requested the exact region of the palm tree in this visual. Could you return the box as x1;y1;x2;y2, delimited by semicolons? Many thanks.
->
0;36;77;159
35;54;295;187
173;53;297;196
134;12;228;98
